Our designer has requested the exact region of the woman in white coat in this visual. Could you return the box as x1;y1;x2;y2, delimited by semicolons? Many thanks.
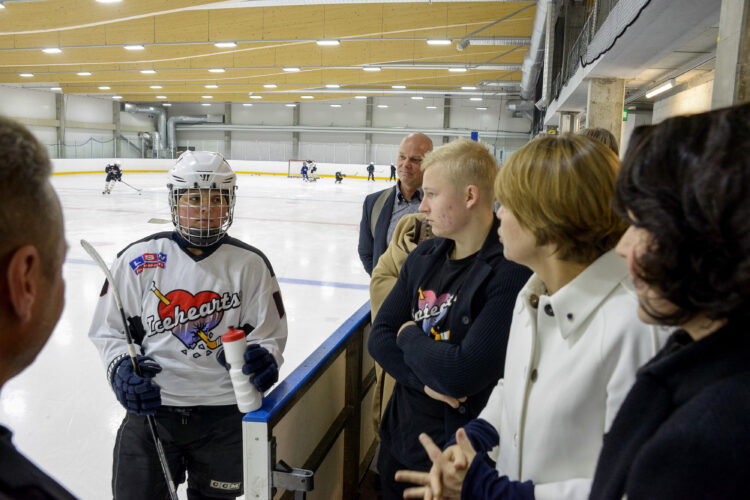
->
396;134;668;500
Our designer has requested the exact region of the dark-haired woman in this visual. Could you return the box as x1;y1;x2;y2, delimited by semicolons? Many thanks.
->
589;103;750;499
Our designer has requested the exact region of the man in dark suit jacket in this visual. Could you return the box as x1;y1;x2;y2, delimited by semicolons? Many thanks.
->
358;133;433;275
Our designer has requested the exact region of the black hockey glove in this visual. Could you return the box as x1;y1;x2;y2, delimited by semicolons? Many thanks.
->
110;355;162;416
243;344;278;393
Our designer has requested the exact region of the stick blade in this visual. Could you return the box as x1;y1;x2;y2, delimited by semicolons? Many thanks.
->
147;218;171;224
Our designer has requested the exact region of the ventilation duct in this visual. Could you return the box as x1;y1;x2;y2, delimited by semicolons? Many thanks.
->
506;100;536;112
537;0;559;110
167;115;224;157
122;103;166;155
520;0;553;101
458;37;531;49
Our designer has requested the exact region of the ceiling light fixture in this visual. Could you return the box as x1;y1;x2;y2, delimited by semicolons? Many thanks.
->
426;106;437;109
283;67;301;72
646;78;676;99
112;95;122;99
285;104;296;107
202;103;211;106
449;68;468;73
77;72;92;76
43;48;62;54
377;104;388;108
461;86;477;90
316;40;340;46
98;86;111;90
150;85;162;89
214;42;237;48
249;95;262;99
392;85;406;89
0;3;5;8
205;84;218;89
411;96;423;100
156;95;167;99
96;0;122;3
201;95;213;99
354;95;367;99
330;104;342;108
50;87;62;91
162;103;171;107
19;73;34;77
326;84;340;88
140;70;156;74
208;68;225;73
243;103;253;107
263;84;277;88
476;107;488;110
363;67;381;72
124;45;144;51
301;95;314;99
470;97;482;101
427;39;451;45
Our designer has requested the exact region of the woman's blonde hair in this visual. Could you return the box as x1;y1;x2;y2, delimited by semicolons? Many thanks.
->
422;138;498;206
494;134;627;264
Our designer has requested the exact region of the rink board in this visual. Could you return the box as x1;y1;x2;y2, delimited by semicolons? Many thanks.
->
242;301;376;499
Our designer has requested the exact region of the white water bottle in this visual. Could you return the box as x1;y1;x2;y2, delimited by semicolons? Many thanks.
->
222;329;263;412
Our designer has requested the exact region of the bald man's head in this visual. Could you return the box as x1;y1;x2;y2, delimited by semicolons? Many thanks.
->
397;133;433;195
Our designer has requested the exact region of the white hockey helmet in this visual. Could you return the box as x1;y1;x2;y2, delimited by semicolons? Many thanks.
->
167;151;237;246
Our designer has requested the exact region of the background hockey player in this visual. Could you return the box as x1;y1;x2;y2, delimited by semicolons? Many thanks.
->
300;161;309;181
89;151;288;499
366;162;376;181
103;161;122;194
308;160;318;181
389;163;396;181
335;170;345;183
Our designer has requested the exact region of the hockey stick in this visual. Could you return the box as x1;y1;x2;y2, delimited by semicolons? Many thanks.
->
119;180;142;193
80;239;179;500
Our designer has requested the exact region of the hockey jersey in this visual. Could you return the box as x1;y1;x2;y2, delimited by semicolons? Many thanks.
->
88;231;288;407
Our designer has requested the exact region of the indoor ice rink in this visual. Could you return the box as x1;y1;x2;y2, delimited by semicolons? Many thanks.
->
0;0;745;498
1;170;377;498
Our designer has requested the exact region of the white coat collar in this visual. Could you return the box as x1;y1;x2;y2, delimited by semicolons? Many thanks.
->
517;249;630;339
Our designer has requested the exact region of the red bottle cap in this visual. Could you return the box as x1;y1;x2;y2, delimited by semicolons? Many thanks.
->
222;328;245;343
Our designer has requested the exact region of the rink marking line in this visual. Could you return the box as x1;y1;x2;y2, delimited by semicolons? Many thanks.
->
65;258;369;290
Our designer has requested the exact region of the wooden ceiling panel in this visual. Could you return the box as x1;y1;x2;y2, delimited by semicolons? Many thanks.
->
370;40;415;64
12;32;61;50
321;5;384;39
382;3;447;36
58;26;108;48
208;9;265;42
262;5;325;40
274;44;322;68
105;18;155;46
155;11;209;44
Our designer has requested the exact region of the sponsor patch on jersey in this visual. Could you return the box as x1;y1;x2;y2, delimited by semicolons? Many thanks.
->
129;253;167;275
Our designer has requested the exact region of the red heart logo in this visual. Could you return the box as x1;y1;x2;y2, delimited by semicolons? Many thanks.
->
158;290;222;349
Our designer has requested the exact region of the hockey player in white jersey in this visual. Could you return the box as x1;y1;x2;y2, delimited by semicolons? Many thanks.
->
89;151;288;500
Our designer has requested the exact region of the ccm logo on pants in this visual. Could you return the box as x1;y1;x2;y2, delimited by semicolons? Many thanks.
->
210;480;241;491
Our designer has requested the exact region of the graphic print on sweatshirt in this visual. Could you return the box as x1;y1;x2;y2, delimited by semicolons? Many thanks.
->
145;281;241;358
413;287;457;341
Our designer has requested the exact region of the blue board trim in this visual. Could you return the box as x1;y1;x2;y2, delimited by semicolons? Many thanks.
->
243;301;371;423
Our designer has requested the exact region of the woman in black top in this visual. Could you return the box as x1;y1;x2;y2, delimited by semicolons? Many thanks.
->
589;102;750;499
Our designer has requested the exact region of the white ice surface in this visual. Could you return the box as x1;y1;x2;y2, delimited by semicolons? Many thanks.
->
0;172;391;499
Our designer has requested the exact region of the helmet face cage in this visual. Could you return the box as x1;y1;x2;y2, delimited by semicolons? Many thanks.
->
167;151;237;246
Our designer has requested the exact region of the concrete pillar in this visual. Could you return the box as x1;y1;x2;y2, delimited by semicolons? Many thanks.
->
442;97;451;144
113;101;121;158
365;97;373;162
291;103;300;160
586;78;625;141
224;103;232;158
56;93;65;158
558;112;574;133
713;0;750;108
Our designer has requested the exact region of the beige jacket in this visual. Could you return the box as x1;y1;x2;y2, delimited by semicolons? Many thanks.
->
368;213;433;436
